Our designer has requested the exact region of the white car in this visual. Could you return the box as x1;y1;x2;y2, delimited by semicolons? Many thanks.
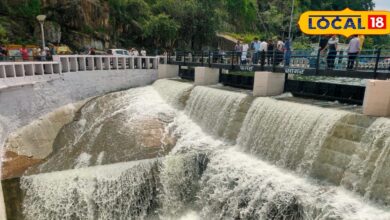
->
107;49;131;56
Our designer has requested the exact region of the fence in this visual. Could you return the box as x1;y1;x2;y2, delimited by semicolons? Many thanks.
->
0;55;165;80
170;49;390;78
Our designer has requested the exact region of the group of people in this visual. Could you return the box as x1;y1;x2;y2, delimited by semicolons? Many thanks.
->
13;44;56;61
129;48;147;56
234;37;288;66
0;45;8;58
319;34;363;70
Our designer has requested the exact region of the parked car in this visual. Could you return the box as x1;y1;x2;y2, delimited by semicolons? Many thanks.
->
107;49;131;56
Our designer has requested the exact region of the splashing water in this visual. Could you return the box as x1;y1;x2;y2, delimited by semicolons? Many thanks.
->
15;79;390;219
238;97;348;173
185;86;247;140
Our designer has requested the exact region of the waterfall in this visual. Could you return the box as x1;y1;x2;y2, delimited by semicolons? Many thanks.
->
21;159;160;220
195;148;390;219
185;86;248;140
237;97;348;174
340;117;390;205
5;81;390;219
153;79;194;109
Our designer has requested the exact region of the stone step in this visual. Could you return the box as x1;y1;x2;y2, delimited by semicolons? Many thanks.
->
322;136;360;155
340;114;376;128
331;122;367;142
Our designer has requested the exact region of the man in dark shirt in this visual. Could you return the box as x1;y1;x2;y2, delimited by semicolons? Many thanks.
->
319;36;328;51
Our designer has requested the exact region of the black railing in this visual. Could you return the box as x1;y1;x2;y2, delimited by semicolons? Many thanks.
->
169;49;390;79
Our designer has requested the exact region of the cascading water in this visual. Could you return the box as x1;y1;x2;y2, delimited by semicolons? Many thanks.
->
185;86;248;140
340;117;390;205
153;79;194;109
10;79;390;220
237;97;348;173
22;160;160;220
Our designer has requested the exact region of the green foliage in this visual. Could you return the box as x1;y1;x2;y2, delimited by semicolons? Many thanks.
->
17;0;41;18
0;24;8;44
224;0;257;31
143;13;179;48
225;32;266;43
293;36;312;50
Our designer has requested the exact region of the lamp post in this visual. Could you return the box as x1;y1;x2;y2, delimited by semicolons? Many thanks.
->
288;0;295;41
36;15;46;49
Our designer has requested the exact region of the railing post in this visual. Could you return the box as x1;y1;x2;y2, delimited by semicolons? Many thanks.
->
208;51;211;67
272;48;276;72
316;49;321;75
374;48;382;79
231;51;234;70
184;52;187;65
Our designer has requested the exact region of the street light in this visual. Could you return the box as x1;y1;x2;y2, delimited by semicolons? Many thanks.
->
36;15;46;49
288;0;295;41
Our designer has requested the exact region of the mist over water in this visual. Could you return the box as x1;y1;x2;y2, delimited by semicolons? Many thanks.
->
16;79;390;219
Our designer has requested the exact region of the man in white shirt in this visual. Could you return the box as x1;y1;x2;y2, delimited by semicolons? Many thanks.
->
259;39;268;66
140;48;147;56
241;43;249;64
276;38;285;65
347;35;360;70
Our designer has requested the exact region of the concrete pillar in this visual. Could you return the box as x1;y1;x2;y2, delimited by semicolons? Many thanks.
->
5;65;15;78
112;57;118;69
0;65;5;78
194;67;219;85
158;64;179;79
119;57;126;69
60;57;69;72
15;64;24;77
86;57;94;71
103;57;110;70
78;57;86;71
53;63;61;74
145;58;150;69
24;64;34;76
253;71;285;97
363;80;390;117
129;57;134;69
152;57;158;69
34;64;44;75
69;57;78;72
137;57;142;69
44;64;53;74
95;57;103;70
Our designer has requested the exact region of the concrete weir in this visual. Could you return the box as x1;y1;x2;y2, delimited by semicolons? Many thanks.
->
2;64;390;219
0;55;167;219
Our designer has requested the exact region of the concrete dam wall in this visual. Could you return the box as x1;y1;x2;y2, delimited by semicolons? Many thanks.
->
1;79;390;219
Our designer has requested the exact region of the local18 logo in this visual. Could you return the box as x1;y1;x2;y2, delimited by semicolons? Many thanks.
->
298;8;390;37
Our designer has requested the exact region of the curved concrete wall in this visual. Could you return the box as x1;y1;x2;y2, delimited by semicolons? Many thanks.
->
0;69;157;147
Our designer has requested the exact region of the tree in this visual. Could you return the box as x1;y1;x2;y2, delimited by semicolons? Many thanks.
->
0;24;8;44
143;14;179;49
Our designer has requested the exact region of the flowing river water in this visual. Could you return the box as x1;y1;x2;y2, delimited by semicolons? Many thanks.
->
5;79;390;219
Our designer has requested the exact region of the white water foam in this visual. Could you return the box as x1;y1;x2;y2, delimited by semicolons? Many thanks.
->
185;86;247;139
238;97;348;174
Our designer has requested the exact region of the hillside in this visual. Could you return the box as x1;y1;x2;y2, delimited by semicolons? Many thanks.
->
0;0;386;52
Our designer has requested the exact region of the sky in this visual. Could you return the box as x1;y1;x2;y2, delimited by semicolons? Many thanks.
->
374;0;390;10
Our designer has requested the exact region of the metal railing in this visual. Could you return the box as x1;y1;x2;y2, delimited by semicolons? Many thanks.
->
169;49;390;78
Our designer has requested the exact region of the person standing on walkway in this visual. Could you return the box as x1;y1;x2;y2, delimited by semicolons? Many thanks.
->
326;35;339;69
276;38;285;65
19;45;29;61
267;40;274;65
234;40;242;64
241;42;249;64
259;39;268;67
251;38;260;64
347;35;360;70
